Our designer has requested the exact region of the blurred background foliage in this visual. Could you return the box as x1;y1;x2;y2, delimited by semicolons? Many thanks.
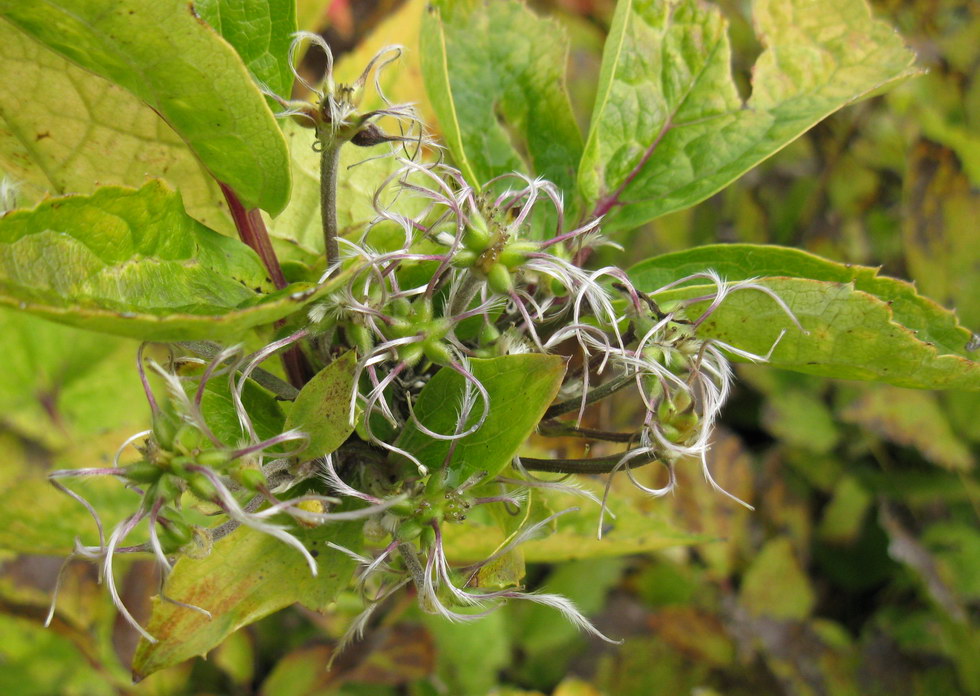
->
0;0;977;694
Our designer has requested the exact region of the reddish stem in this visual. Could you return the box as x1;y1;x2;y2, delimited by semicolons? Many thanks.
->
219;183;288;290
219;183;311;387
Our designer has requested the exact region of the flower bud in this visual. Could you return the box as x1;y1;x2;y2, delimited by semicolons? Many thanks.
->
187;472;217;502
486;262;514;295
126;460;162;484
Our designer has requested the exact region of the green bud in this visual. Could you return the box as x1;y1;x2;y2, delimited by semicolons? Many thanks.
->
397;342;425;367
390;297;412;318
412;298;434;323
152;413;178;451
422;339;453;366
478;322;501;346
388;499;415;517
126;460;162;484
168;455;194;476
150;474;181;503
396;519;424;542
452;249;478;268
187;472;217;501
498;240;536;270
174;424;205;455
420;524;436;550
159;518;193;554
463;214;491;251
486;262;514;295
387;318;415;339
347;323;374;355
196;448;233;469
234;467;267;491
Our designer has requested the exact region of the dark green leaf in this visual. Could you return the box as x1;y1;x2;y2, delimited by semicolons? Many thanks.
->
0;0;290;213
284;351;357;460
420;0;582;194
580;0;918;229
193;0;296;100
199;377;286;447
394;355;566;480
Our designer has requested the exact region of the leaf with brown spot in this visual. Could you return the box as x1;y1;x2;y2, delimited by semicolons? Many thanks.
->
284;350;358;461
131;518;361;679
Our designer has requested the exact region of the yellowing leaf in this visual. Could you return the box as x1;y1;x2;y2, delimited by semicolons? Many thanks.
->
0;20;232;235
0;0;290;213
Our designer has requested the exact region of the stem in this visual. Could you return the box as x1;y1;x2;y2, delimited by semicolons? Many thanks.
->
219;183;287;290
219;183;312;389
320;141;342;265
520;451;658;475
539;419;638;443
544;373;635;419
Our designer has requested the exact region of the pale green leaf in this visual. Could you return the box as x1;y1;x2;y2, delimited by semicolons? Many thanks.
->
580;0;919;229
334;0;433;123
0;182;353;340
441;478;708;563
284;350;357;461
0;20;232;235
0;0;290;213
295;0;330;33
394;355;566;481
0;428;144;554
0;308;146;447
420;0;582;193
132;519;361;678
839;385;973;470
194;0;296;100
630;244;980;390
739;537;815;620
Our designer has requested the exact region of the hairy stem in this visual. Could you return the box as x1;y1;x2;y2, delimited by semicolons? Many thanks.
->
320;141;342;266
520;450;658;475
544;373;635;419
539;419;638;443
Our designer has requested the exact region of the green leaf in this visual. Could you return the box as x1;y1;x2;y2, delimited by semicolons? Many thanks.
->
394;355;566;480
284;351;357;461
334;0;433;123
0;20;232;235
579;0;919;229
739;537;815;620
630;244;980;390
193;0;296;101
0;182;351;341
295;0;330;33
420;0;582;194
198;376;286;447
0;0;290;213
132;519;361;679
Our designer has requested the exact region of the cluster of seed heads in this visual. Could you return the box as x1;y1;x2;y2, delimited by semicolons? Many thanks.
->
45;37;804;651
